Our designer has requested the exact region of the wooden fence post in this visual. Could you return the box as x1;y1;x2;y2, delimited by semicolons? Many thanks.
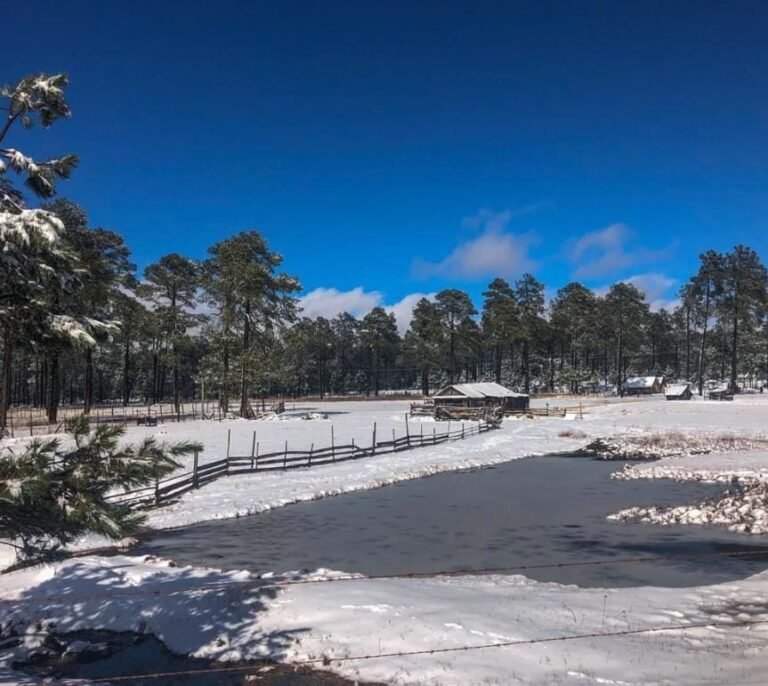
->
283;440;288;469
392;428;396;451
352;437;356;457
420;423;424;446
405;414;410;447
154;472;160;506
308;443;313;467
462;422;465;439
433;427;436;444
372;422;377;456
255;441;259;470
250;431;257;470
193;450;199;489
226;429;231;473
331;425;335;462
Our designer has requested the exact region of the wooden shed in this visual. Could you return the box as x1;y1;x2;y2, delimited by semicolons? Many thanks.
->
665;383;693;401
432;382;529;416
624;376;665;396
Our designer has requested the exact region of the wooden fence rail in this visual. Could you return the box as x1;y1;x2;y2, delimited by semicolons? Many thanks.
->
107;418;496;509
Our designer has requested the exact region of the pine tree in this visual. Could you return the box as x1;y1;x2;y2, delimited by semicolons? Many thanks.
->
717;246;768;392
0;415;201;564
514;274;545;394
404;298;443;395
435;290;477;384
0;73;78;210
604;283;649;395
481;279;518;384
139;254;200;415
203;231;300;415
360;307;400;396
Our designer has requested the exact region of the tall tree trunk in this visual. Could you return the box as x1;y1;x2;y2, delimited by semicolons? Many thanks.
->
421;367;429;396
221;341;230;412
697;283;711;396
84;347;94;414
47;354;60;424
173;354;181;416
729;271;740;393
523;339;530;394
449;330;455;384
151;351;159;404
494;344;501;384
685;305;691;381
122;336;131;406
239;300;251;416
0;330;12;432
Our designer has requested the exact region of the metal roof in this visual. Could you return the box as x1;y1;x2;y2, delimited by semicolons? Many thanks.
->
665;384;691;396
625;376;661;388
433;382;528;399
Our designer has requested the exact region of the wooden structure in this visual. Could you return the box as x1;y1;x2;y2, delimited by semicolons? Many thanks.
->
624;376;665;396
665;383;693;401
709;388;734;401
432;382;529;420
106;418;496;508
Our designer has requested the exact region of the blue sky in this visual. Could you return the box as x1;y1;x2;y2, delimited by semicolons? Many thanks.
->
6;1;768;329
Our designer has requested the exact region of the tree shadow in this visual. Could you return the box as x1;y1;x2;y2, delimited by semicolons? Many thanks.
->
3;558;312;682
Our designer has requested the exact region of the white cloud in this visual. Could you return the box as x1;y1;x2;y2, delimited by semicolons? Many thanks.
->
386;292;436;334
298;287;435;334
413;209;537;280
624;272;679;311
594;272;679;311
568;224;672;279
298;287;383;320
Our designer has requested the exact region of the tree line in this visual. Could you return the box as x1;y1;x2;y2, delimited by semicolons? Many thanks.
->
2;72;768;435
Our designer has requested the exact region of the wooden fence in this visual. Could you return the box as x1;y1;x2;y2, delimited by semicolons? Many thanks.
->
2;400;287;438
107;418;496;509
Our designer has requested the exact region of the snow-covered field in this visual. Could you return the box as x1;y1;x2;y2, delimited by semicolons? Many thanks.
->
5;395;768;684
3;553;768;685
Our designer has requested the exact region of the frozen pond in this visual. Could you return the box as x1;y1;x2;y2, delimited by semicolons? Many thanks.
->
138;456;768;587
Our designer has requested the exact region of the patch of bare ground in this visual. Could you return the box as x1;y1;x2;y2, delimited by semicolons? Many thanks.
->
583;432;768;460
557;429;588;439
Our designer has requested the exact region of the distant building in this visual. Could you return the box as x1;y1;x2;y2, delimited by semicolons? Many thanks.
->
708;386;734;401
624;376;665;396
432;382;530;413
665;383;693;401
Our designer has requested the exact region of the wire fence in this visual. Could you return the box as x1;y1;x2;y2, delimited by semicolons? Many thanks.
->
5;548;768;608
106;418;496;508
22;618;768;685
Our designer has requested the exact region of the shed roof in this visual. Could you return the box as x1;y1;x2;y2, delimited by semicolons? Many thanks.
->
433;382;528;399
665;384;691;397
625;376;662;388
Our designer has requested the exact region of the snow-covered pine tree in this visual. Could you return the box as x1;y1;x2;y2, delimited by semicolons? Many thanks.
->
0;73;78;210
0;415;201;564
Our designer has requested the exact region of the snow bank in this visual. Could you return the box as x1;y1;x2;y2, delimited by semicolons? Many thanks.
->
3;554;768;685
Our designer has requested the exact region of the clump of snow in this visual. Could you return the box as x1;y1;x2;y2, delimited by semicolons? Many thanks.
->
583;431;768;460
610;482;768;534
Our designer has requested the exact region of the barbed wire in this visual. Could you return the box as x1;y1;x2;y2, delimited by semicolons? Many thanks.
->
44;617;768;684
4;548;768;607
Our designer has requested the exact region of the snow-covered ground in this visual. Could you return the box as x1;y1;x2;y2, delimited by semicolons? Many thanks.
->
2;554;768;685
6;395;768;684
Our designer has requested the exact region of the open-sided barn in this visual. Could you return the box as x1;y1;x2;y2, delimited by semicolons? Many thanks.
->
624;376;665;396
432;382;529;415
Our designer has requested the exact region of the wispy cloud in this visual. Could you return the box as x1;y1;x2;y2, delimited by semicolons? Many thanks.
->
624;272;679;311
594;272;679;311
298;287;435;334
567;223;672;279
413;209;538;280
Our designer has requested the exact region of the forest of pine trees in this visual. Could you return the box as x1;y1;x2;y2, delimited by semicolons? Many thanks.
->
3;72;768;437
